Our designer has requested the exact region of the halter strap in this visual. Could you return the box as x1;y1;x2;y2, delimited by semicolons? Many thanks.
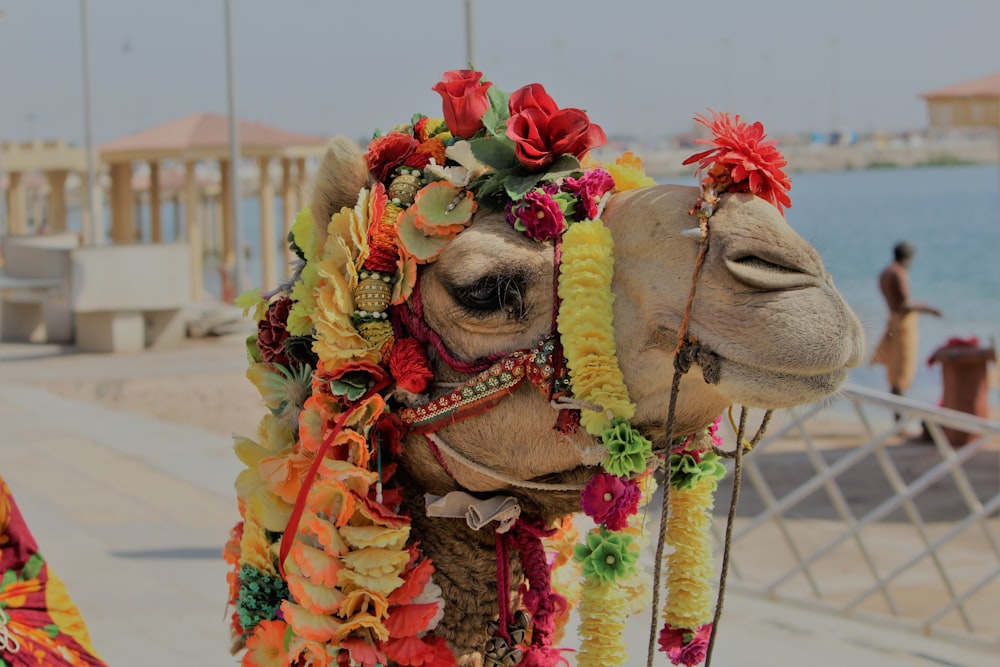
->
398;336;569;433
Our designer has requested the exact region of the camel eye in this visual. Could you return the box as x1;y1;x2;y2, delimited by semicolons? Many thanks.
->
453;274;527;318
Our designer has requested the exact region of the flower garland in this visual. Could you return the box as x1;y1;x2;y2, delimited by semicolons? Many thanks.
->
226;68;791;667
653;110;793;667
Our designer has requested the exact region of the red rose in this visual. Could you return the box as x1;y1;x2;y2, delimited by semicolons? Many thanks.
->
506;83;607;171
432;69;492;139
366;132;418;182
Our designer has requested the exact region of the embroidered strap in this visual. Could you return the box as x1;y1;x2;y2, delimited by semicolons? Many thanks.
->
398;337;569;433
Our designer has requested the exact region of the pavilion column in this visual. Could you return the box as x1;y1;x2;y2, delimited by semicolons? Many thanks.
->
219;159;236;300
295;157;308;213
185;160;203;302
45;169;69;232
6;171;27;236
109;162;135;243
280;157;295;273
258;157;277;290
149;160;162;242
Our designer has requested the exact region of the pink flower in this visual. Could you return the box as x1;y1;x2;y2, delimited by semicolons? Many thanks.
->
658;623;712;667
505;189;566;242
563;168;615;220
580;472;641;531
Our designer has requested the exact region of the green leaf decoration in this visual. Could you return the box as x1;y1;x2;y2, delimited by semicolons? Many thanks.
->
541;154;583;181
246;333;262;364
43;623;61;639
469;137;518;171
482;85;510;136
505;171;544;201
1;569;16;590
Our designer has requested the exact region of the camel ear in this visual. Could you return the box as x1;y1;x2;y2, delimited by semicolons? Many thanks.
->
310;136;372;244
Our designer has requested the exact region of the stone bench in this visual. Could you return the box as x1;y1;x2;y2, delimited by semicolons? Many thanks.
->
0;233;78;343
70;244;192;353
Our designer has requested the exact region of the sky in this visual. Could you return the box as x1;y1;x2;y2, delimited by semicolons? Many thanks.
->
2;0;1000;146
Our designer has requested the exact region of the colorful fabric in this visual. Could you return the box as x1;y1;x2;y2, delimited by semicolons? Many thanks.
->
871;311;919;391
0;476;106;667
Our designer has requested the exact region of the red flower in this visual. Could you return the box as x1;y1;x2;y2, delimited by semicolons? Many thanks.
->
579;472;640;531
366;132;418;183
432;69;493;139
257;297;292;366
658;623;712;667
506;83;607;171
389;337;435;394
682;110;791;215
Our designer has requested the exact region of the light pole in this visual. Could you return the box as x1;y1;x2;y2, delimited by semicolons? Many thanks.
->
464;0;475;67
224;0;244;296
0;8;7;238
80;0;102;244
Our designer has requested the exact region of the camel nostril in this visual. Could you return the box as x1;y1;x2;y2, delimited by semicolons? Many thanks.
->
726;254;820;291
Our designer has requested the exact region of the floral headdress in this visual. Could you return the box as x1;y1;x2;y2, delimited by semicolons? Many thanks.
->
226;69;789;667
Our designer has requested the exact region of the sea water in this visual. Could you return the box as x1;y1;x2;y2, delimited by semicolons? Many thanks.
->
112;163;1000;405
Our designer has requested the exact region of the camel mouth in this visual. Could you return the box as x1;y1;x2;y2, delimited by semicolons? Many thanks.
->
713;356;850;408
689;340;853;407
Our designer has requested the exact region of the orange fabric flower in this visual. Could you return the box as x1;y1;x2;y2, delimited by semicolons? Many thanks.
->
682;109;791;215
243;618;289;667
366;132;418;183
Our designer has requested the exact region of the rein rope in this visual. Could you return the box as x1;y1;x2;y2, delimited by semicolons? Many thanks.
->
644;218;774;667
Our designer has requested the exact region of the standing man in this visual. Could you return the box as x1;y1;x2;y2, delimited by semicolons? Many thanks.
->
871;241;942;399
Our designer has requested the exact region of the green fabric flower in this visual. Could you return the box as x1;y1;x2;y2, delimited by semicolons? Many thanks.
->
328;370;371;401
602;418;653;477
573;527;638;585
669;450;727;490
236;563;289;636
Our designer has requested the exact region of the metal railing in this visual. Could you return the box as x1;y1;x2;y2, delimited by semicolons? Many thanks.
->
717;384;1000;649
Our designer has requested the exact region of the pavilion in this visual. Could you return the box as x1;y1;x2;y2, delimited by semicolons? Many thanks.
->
1;139;88;236
98;113;329;300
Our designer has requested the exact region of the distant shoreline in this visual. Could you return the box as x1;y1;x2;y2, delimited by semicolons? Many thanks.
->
599;137;999;179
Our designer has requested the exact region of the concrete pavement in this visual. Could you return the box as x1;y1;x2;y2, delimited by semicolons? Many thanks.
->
1;359;997;665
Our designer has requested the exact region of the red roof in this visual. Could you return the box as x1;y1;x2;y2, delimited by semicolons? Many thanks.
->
99;113;327;155
921;72;1000;99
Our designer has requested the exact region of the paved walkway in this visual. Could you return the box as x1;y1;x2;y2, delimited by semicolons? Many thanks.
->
1;360;997;665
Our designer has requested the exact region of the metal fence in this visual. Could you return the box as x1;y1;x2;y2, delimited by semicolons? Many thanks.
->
716;384;1000;650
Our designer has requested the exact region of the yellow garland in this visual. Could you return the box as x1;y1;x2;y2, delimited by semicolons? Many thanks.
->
557;219;635;435
662;478;717;630
575;579;631;667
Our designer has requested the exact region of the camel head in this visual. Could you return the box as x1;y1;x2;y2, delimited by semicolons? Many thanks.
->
230;71;864;667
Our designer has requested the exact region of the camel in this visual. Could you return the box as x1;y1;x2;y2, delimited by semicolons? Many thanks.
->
296;139;865;663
